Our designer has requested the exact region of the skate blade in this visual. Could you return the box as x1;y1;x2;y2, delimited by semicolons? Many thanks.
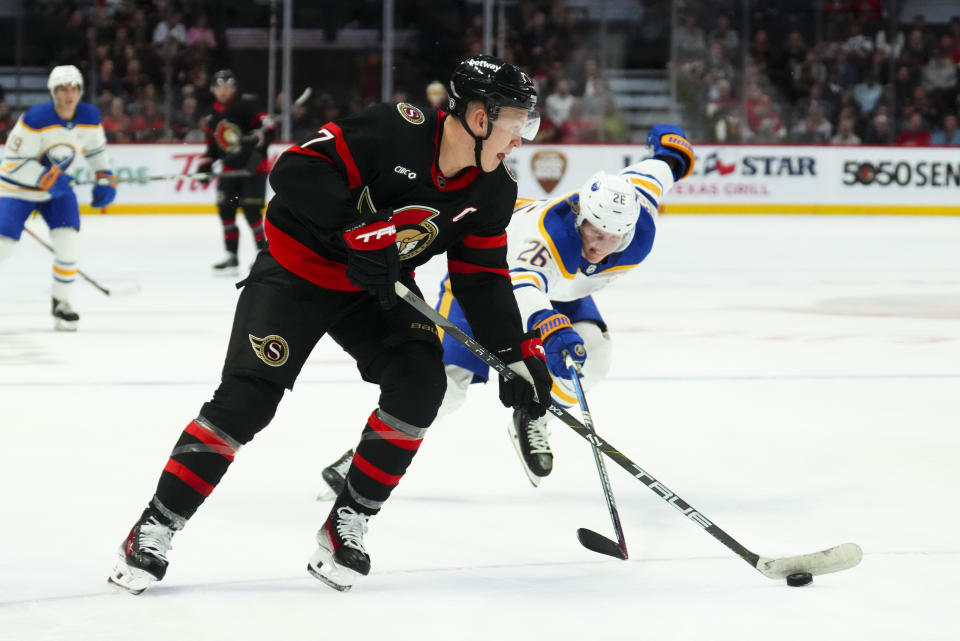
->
315;486;337;502
54;319;78;332
507;423;542;488
107;559;156;595
306;561;355;592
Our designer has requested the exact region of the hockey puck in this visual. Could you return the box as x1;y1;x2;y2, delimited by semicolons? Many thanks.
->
786;572;813;587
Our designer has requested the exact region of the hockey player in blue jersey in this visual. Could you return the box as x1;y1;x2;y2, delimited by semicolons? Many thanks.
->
319;125;694;491
0;65;117;330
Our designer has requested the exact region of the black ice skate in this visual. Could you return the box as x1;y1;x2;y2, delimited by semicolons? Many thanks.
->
108;508;178;595
508;408;554;487
307;505;372;592
316;449;354;500
212;252;239;275
51;297;79;332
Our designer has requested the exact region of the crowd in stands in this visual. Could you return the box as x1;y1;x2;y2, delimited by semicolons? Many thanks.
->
2;1;956;147
677;1;960;145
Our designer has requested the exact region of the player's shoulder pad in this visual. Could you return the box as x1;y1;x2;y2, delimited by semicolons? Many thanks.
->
393;101;429;126
21;102;59;130
539;194;581;277
73;102;102;126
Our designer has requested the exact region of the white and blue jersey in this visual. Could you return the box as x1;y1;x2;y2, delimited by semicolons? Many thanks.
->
437;157;676;391
0;101;111;239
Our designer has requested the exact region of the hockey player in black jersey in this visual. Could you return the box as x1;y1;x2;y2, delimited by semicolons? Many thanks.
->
198;69;275;273
109;55;552;594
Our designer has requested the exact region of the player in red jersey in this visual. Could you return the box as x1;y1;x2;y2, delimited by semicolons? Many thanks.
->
108;55;552;594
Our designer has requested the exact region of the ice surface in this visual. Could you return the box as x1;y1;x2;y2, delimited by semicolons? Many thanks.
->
2;214;959;641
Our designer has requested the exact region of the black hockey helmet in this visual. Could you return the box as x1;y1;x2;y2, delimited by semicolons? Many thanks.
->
210;69;237;90
447;55;539;170
448;54;538;119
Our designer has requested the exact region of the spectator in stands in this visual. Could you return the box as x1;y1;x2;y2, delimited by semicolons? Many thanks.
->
931;113;960;145
424;81;448;109
676;12;707;64
102;96;133;143
706;77;739;142
187;13;217;51
579;58;611;119
709;14;740;61
900;29;931;69
122;59;148;100
922;47;958;114
172;95;200;138
132;100;166;141
97;59;124;98
545;78;575;125
853;71;883;115
153;11;187;51
896;113;931;146
863;113;891;144
791;104;832;143
600;96;630;142
842;19;874;69
831;117;862;144
559;99;596;142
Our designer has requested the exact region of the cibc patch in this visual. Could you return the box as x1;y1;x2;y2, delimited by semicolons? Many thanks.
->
397;102;425;125
248;334;290;367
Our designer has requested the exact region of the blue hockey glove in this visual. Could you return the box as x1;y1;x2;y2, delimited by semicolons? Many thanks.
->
91;171;117;208
646;124;695;181
532;312;586;379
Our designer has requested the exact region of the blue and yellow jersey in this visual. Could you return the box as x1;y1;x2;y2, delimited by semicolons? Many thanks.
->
506;158;675;329
1;101;111;202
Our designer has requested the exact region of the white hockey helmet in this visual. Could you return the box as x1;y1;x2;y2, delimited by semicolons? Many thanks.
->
48;65;84;97
576;171;642;236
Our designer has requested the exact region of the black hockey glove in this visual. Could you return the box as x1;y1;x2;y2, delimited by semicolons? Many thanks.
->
342;208;400;309
498;332;552;419
196;159;214;185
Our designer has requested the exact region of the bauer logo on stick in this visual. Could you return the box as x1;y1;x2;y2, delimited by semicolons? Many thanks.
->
248;334;290;367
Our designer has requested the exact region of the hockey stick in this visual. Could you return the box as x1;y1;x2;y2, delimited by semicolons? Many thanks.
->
23;227;141;297
564;352;628;560
394;281;862;579
71;170;254;186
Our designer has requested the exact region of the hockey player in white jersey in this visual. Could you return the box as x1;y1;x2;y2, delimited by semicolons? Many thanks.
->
320;124;693;492
0;65;117;330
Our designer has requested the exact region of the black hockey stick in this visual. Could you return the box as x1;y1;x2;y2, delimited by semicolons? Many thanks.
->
564;352;628;560
24;227;141;297
395;282;862;579
71;170;253;186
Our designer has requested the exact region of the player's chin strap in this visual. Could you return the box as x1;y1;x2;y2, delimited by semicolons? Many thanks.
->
456;112;494;171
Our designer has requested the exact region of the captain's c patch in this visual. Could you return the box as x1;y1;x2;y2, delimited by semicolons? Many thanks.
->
249;334;290;367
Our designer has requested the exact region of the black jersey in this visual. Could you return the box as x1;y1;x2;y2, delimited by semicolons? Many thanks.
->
203;96;274;173
265;101;525;354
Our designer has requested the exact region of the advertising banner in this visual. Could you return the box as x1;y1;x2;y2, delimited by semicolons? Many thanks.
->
2;143;957;215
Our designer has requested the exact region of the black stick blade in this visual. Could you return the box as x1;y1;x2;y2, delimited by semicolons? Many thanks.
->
577;528;628;560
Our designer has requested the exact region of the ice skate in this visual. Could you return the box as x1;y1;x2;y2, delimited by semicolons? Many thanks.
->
212;252;239;275
307;505;372;592
51;297;79;332
108;508;178;595
317;449;354;500
508;408;553;487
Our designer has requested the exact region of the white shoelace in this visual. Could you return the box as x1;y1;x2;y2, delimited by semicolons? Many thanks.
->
137;519;175;560
334;506;370;553
525;418;553;455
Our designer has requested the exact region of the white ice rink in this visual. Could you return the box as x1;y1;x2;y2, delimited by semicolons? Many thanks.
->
1;213;959;641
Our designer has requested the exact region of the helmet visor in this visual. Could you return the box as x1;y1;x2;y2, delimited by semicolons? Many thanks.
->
492;108;540;141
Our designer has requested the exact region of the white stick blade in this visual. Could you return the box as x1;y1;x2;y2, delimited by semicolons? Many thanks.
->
756;542;862;578
105;282;142;297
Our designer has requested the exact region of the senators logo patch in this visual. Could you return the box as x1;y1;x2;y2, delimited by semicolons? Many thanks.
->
357;187;440;260
214;119;243;153
248;334;289;367
397;103;425;125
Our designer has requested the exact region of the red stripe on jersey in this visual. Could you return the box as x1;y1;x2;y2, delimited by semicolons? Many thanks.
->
323;122;362;189
163;459;214;496
264;217;361;291
368;411;423;450
351;451;403;486
288;145;334;163
448;259;510;277
184;420;237;461
460;233;507;249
